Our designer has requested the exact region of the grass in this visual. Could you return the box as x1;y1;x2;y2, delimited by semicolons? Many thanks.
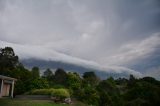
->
0;99;88;106
0;99;69;106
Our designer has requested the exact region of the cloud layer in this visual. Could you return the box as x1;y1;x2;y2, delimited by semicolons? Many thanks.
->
0;0;160;78
0;40;142;77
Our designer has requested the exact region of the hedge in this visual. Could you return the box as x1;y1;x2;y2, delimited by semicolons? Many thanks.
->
51;88;70;99
27;88;70;99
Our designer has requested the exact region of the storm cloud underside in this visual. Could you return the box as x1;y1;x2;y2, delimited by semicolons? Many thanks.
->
0;0;160;78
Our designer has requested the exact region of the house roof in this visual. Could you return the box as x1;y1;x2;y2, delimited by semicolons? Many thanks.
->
0;75;17;81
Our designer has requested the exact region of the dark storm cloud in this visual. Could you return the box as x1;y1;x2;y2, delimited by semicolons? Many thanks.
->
0;0;160;77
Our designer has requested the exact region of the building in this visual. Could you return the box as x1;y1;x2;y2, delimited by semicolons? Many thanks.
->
0;75;17;98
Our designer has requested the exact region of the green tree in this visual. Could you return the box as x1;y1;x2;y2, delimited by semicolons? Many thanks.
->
127;74;136;88
54;68;67;86
66;72;82;90
31;66;40;79
0;47;19;75
83;71;99;86
97;78;122;106
77;85;100;106
43;68;53;77
28;78;49;90
140;77;160;87
43;68;54;87
123;81;160;106
12;65;32;94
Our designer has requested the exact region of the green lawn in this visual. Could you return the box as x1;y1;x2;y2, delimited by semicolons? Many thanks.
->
0;99;69;106
0;99;88;106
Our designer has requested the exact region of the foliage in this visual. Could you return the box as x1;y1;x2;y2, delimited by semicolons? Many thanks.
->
27;78;49;90
123;81;160;106
66;72;82;90
27;89;54;95
54;68;67;86
140;76;160;87
27;88;70;100
97;77;122;106
52;85;66;89
82;86;99;106
0;47;19;75
43;68;53;77
31;66;40;79
51;88;70;99
83;71;100;86
43;68;54;87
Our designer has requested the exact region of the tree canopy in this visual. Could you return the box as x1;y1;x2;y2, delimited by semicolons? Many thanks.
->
31;66;40;79
0;47;19;75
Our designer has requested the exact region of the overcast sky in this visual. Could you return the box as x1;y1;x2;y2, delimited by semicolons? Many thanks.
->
0;0;160;77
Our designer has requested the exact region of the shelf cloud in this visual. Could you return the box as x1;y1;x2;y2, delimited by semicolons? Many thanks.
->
0;0;160;78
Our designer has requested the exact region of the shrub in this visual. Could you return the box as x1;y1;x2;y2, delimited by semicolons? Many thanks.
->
27;88;70;99
27;88;54;95
51;88;70;99
52;84;65;89
27;78;49;90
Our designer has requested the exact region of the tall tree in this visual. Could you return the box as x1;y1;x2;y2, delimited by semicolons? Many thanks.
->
43;68;54;86
127;74;136;88
0;47;19;75
97;78;121;106
66;72;82;90
43;68;53;77
83;71;100;86
31;66;40;79
54;68;67;86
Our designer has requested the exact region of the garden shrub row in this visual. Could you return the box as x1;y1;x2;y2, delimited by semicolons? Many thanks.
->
27;88;70;99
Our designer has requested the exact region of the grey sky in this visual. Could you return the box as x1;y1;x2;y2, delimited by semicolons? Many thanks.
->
0;0;160;77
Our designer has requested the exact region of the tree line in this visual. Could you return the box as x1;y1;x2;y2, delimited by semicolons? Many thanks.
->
0;47;160;106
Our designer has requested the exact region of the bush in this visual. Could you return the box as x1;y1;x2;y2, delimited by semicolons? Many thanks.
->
27;78;49;90
27;88;70;99
52;84;65;89
27;88;54;95
51;88;70;99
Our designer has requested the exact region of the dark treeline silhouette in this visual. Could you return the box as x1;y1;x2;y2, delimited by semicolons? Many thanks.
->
0;47;160;106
